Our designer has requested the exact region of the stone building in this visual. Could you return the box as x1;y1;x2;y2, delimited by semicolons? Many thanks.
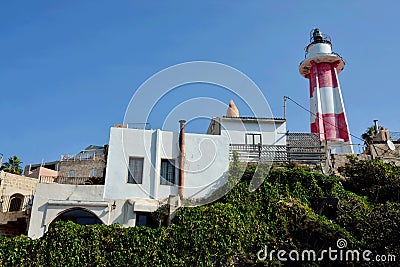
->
24;145;108;180
0;171;38;237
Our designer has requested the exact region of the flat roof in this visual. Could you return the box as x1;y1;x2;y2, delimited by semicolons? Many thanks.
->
220;116;286;122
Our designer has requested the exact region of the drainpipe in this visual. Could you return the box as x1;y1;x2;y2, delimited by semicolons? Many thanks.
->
178;120;186;199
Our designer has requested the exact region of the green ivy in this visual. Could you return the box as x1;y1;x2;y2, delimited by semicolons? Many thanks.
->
0;162;399;266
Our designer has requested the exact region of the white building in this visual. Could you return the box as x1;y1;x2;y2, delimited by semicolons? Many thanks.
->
207;116;286;146
28;110;286;239
103;125;230;202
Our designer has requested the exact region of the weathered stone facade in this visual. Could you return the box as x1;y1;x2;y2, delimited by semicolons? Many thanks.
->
57;154;106;178
0;172;38;197
329;143;400;177
24;145;108;179
369;143;400;163
0;172;38;237
0;217;28;238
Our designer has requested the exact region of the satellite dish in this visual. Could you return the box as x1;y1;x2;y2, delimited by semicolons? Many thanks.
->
387;140;395;151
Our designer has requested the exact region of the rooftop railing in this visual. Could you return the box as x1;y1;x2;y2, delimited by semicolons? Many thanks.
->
230;144;325;164
230;144;288;162
390;132;400;142
127;123;152;130
39;176;105;185
60;152;103;161
230;133;327;164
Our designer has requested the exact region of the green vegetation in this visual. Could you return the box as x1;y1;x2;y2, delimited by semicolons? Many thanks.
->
0;158;399;266
1;155;23;175
361;125;377;144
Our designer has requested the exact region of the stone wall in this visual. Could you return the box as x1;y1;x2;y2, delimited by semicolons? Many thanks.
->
369;143;400;164
330;150;400;177
0;172;39;196
58;154;106;178
329;154;370;175
0;172;38;237
0;218;27;238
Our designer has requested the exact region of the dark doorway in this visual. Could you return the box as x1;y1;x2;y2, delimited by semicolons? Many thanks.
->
9;194;24;212
51;208;103;226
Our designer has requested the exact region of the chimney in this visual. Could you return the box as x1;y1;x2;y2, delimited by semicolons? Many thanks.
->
373;119;379;135
178;120;186;199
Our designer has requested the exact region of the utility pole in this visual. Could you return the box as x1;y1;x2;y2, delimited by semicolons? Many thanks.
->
283;96;288;120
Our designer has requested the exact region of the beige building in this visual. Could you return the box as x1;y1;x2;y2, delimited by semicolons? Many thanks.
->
24;145;107;181
0;171;38;237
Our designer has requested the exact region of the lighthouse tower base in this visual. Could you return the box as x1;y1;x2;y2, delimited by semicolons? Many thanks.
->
326;140;354;154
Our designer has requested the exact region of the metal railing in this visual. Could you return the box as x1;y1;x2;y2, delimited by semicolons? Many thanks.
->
286;132;321;146
230;133;326;164
230;144;325;164
0;195;32;213
39;176;105;185
390;132;400;142
127;123;152;130
61;152;103;161
230;144;288;162
287;133;326;162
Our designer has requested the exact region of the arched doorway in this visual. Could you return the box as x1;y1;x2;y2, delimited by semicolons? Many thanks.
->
51;208;103;226
9;194;24;212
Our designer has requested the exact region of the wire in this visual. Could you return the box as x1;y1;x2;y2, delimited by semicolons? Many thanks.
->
285;96;365;143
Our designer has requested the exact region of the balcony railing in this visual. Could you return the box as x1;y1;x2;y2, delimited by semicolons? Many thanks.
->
39;176;105;185
60;153;103;161
230;144;325;164
230;144;288;162
0;195;32;213
230;139;326;164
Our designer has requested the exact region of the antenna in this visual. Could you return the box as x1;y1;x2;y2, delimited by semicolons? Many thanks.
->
387;140;395;151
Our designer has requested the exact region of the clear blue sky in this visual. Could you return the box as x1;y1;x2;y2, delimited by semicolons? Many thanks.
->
1;1;399;167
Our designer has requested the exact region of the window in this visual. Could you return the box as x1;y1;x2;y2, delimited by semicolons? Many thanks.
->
135;212;164;228
68;170;75;178
90;168;97;177
128;157;144;184
160;159;176;185
9;194;24;212
246;133;262;145
136;212;148;226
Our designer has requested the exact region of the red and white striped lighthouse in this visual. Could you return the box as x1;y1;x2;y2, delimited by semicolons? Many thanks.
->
299;28;353;153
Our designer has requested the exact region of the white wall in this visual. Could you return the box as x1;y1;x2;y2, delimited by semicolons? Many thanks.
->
28;184;113;239
180;132;229;200
28;183;162;239
103;127;230;202
218;118;286;145
104;128;158;200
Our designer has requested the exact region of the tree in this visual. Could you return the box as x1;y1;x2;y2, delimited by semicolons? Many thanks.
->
1;155;23;175
361;126;376;144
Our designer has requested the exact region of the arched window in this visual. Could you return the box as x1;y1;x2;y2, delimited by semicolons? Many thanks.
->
51;208;103;226
9;194;24;212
